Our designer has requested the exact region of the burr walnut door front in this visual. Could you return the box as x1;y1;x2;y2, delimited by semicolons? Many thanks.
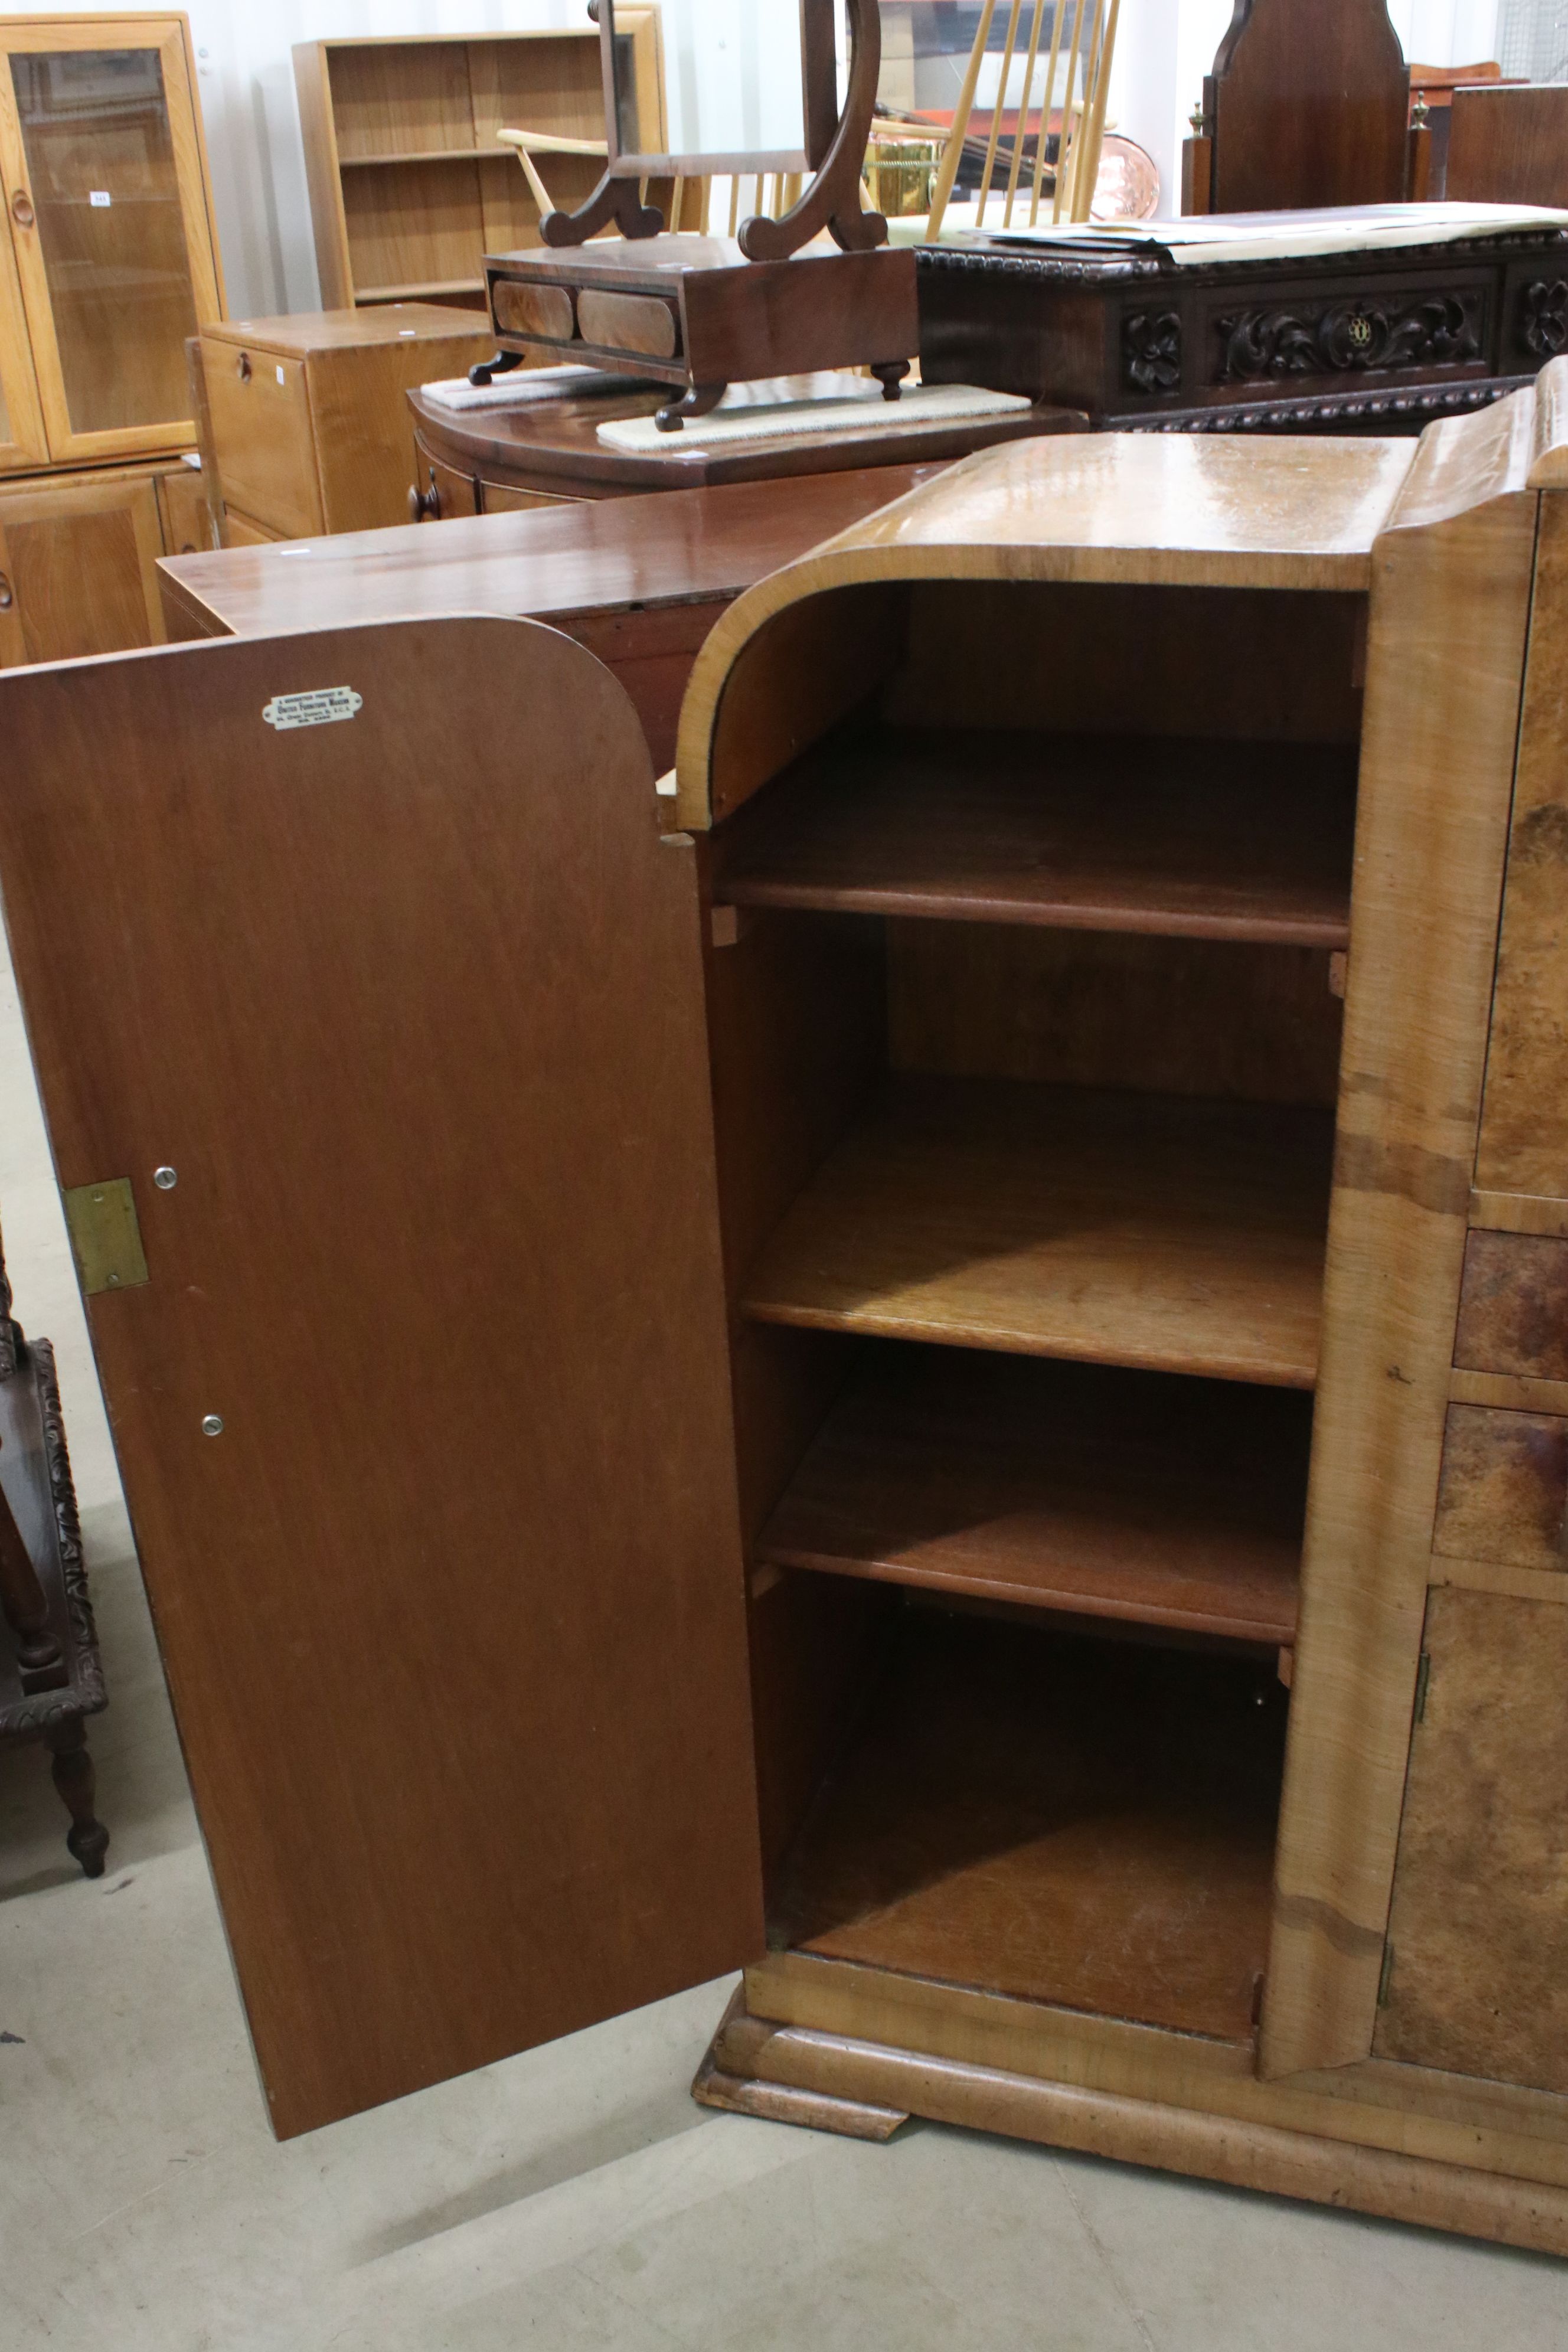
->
0;615;763;2136
1375;1586;1568;2094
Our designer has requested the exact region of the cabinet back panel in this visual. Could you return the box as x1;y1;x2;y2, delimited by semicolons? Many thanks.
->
889;582;1366;744
469;37;605;146
888;925;1345;1109
327;44;476;158
344;161;488;295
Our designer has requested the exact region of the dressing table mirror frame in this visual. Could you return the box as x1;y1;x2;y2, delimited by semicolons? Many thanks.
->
543;0;888;259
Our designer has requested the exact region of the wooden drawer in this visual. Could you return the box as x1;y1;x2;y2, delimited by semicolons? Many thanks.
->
479;482;583;515
203;340;323;540
1433;1402;1568;1572
1455;1230;1568;1378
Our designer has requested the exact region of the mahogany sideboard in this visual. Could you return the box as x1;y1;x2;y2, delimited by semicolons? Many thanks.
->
158;465;944;773
11;375;1568;2257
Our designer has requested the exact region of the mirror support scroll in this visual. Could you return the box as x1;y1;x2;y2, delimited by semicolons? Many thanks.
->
543;0;887;261
739;0;888;260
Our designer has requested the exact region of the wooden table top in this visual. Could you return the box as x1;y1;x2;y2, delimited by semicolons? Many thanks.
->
159;462;948;641
202;303;492;357
409;379;1086;494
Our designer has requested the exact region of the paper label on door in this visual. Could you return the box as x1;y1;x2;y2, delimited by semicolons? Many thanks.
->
262;687;363;731
89;189;110;207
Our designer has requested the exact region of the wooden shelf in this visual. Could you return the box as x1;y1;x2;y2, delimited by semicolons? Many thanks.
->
353;278;486;303
741;1076;1333;1387
759;1348;1307;1644
772;1611;1284;2043
339;148;520;168
717;729;1357;945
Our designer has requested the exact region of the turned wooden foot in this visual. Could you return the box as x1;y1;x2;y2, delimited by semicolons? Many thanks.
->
45;1717;109;1879
871;359;910;401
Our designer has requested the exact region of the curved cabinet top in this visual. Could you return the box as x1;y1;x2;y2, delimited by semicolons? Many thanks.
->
673;427;1420;831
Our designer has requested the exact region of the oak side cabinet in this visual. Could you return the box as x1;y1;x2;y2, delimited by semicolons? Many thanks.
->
5;372;1568;2258
190;306;498;544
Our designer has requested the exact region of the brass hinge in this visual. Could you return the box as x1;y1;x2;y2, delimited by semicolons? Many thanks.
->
1377;1941;1395;2007
1413;1649;1432;1724
62;1177;149;1296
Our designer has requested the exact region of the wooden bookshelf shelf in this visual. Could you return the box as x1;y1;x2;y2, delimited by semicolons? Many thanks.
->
772;1611;1284;2042
339;149;521;168
716;729;1358;945
355;278;485;304
741;1076;1333;1387
759;1348;1308;1643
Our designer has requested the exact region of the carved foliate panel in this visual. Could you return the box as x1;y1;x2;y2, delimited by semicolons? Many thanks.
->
1122;309;1183;395
1521;279;1568;361
1215;290;1484;383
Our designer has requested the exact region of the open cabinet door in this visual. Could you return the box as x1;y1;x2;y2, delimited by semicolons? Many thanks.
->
0;618;765;2137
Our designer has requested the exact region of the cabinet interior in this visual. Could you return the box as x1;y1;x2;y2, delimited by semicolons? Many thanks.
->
707;575;1363;2039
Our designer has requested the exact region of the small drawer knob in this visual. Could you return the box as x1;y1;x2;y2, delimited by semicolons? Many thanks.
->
10;189;34;230
0;573;12;612
408;471;442;522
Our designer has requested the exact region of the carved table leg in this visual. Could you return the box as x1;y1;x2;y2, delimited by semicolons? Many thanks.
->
871;359;910;401
0;1446;64;1692
655;383;729;433
44;1717;108;1878
0;1215;15;1380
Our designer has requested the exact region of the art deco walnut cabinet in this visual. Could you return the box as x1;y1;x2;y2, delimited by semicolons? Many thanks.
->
3;367;1568;2254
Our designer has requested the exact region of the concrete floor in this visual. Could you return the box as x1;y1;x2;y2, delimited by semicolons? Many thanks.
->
3;949;1568;2351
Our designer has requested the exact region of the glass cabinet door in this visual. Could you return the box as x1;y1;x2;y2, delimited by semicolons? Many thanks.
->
0;22;223;463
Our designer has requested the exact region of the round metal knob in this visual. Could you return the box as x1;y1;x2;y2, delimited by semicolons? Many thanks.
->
0;573;12;612
10;190;34;230
408;471;442;522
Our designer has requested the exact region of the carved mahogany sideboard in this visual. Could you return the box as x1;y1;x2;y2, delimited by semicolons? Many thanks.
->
917;215;1568;431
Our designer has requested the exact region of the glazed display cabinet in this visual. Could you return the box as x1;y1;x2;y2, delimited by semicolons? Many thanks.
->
0;15;222;468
